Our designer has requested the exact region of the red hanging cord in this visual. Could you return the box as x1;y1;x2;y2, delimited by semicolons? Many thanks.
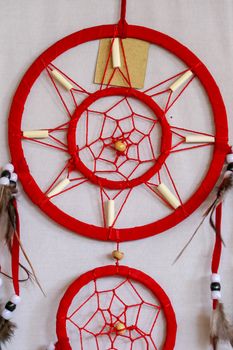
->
120;0;127;23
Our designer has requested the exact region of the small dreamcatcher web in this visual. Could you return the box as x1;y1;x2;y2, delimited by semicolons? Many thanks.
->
55;265;177;350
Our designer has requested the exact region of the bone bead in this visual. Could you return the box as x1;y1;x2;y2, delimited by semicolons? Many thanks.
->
106;200;115;227
185;135;215;143
23;130;49;139
47;178;70;198
211;291;221;300
226;153;233;164
112;38;121;68
3;163;14;173
1;309;12;320
50;69;74;91
112;250;124;261
157;183;181;209
10;173;18;183
211;274;221;283
10;294;21;305
169;70;193;92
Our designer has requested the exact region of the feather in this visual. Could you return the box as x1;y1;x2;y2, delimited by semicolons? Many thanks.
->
173;172;233;263
0;313;16;345
0;182;45;295
210;303;233;349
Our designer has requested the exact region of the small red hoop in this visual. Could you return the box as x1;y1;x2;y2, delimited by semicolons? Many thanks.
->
55;265;177;350
68;87;171;189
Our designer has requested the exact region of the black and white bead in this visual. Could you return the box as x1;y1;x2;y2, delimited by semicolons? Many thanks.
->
0;163;15;186
226;153;233;172
10;172;18;185
210;273;221;300
1;294;21;321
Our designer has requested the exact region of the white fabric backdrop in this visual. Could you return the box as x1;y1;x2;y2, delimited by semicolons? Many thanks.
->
0;0;233;349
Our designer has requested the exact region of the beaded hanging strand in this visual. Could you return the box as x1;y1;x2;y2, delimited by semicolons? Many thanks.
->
0;164;19;345
209;152;233;349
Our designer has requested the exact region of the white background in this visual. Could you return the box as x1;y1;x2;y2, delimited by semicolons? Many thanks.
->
0;0;233;349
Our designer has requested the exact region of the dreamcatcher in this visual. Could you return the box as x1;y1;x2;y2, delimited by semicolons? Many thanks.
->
1;0;232;349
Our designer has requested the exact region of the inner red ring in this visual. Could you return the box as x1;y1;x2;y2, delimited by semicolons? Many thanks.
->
68;87;172;189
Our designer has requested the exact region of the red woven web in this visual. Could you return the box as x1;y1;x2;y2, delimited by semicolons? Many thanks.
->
21;36;215;229
66;277;162;349
76;97;160;182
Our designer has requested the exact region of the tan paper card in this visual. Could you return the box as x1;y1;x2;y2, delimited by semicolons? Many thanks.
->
94;38;150;89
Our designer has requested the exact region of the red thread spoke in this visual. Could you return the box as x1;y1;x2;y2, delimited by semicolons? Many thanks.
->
48;179;88;199
163;162;183;205
22;136;68;153
170;142;213;154
171;125;214;137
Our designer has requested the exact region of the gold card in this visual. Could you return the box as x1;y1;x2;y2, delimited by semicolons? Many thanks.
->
94;38;150;89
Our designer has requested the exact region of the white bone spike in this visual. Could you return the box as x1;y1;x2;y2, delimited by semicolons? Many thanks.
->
47;178;70;198
185;135;215;143
112;38;121;68
157;183;181;209
169;70;193;92
106;200;115;227
23;130;49;139
50;69;74;91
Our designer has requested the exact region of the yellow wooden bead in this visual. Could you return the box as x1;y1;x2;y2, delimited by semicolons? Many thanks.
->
115;322;126;334
114;140;127;152
112;250;124;260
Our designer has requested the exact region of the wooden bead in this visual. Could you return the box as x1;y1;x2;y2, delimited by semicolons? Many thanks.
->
115;322;126;334
114;140;126;152
112;250;124;260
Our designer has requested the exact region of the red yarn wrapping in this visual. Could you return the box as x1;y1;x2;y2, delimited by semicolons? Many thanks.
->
55;265;177;349
8;21;229;241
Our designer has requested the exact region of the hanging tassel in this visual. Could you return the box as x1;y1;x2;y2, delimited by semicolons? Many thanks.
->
210;303;233;349
209;204;233;349
0;164;44;294
0;163;45;347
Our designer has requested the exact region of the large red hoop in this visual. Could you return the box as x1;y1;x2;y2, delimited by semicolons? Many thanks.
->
8;22;229;241
55;265;177;350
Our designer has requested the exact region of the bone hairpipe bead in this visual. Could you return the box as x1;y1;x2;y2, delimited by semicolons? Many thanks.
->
112;38;121;68
106;200;115;227
47;178;70;198
169;70;193;92
23;130;49;139
185;135;215;143
157;183;181;209
50;69;74;90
